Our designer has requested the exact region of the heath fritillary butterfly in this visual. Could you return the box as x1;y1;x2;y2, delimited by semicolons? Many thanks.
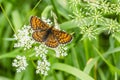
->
30;16;72;48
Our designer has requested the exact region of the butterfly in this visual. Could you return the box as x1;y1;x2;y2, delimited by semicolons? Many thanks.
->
30;16;72;48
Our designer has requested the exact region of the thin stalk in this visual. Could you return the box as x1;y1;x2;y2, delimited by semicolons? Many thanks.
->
83;39;89;61
50;0;62;22
0;3;16;33
21;0;42;27
71;47;79;68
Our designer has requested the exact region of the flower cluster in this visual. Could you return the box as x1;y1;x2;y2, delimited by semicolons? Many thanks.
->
14;25;35;50
80;25;99;40
69;0;120;40
105;19;120;33
36;60;50;76
34;44;48;60
12;17;70;76
12;55;28;72
54;45;68;57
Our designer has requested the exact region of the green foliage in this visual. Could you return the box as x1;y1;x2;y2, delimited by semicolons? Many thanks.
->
0;0;120;80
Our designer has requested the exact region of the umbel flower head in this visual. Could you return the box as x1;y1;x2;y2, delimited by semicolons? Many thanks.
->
13;17;71;76
12;55;28;72
36;59;50;76
34;44;48;60
14;25;35;50
54;44;68;57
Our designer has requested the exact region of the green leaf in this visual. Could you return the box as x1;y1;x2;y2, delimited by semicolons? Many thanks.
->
0;76;12;80
83;57;98;74
52;63;94;80
41;5;53;18
23;61;34;80
0;48;22;59
93;46;120;75
14;72;24;80
60;19;78;30
112;32;120;43
11;10;22;30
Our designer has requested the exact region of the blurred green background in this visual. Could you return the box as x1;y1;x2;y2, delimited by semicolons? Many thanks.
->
0;0;120;80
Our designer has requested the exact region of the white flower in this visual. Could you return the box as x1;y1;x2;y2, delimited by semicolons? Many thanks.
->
14;25;35;50
34;44;48;59
36;59;50;76
12;55;28;72
54;45;68;57
41;17;52;26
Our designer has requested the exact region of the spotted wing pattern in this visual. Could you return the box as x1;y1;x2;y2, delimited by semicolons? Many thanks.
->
30;16;72;48
52;29;72;44
30;16;49;30
32;31;47;42
45;34;59;48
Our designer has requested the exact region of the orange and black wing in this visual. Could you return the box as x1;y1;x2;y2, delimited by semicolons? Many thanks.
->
52;29;72;44
32;31;47;42
45;34;59;48
30;16;49;30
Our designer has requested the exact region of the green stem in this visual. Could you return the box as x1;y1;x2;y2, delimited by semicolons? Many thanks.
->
22;0;42;27
71;47;79;68
83;39;89;61
50;0;61;22
0;3;16;33
53;70;58;80
93;46;120;75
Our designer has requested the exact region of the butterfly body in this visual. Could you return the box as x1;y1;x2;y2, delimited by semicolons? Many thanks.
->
30;16;72;48
40;26;53;42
